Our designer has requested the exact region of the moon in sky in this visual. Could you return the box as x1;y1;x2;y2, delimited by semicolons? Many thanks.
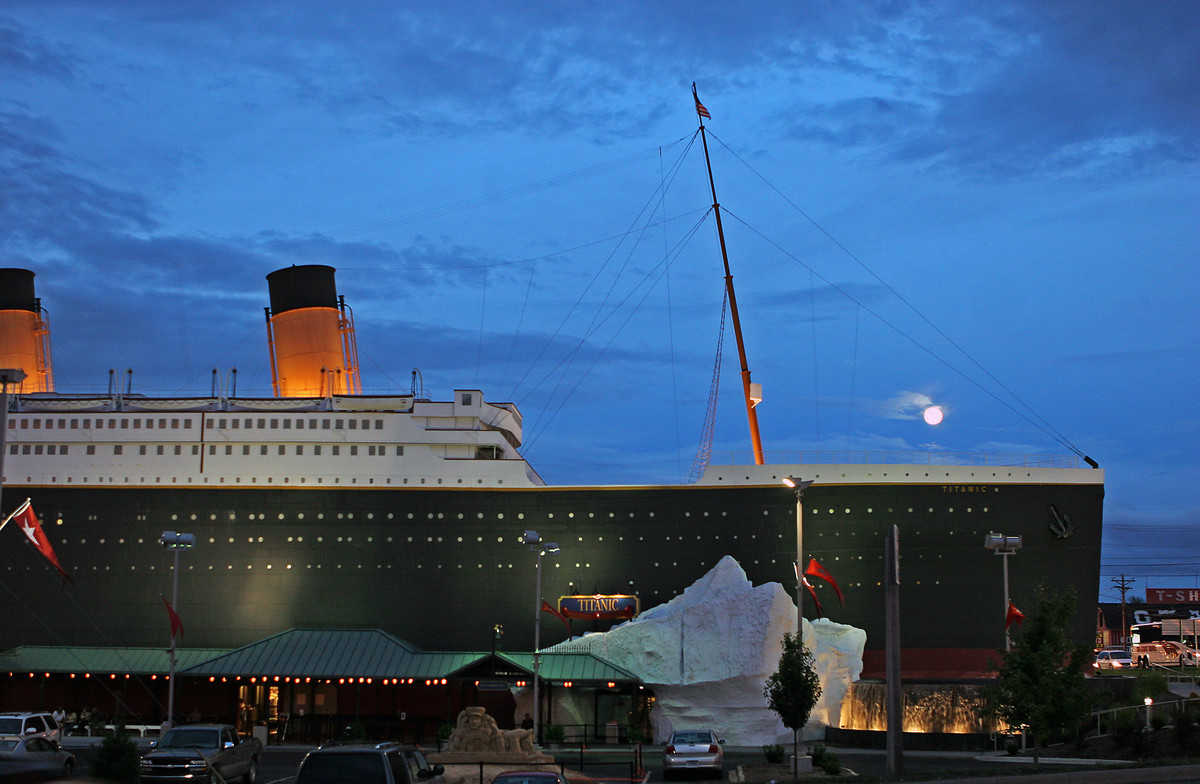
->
923;405;944;426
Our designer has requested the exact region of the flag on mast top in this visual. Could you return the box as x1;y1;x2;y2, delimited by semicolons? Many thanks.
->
692;82;711;120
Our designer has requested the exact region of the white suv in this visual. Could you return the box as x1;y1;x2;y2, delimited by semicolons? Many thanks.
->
0;713;60;743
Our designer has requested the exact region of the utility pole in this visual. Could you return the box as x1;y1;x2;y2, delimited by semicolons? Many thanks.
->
1112;575;1135;648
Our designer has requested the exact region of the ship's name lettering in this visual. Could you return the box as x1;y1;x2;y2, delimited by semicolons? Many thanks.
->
941;485;996;494
577;598;622;612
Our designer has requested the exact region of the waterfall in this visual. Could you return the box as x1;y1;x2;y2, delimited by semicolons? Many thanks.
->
839;681;998;734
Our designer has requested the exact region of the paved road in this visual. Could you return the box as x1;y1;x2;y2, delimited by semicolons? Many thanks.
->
65;743;1128;783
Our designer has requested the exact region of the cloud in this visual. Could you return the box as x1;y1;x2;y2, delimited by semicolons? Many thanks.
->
0;18;76;81
879;390;935;421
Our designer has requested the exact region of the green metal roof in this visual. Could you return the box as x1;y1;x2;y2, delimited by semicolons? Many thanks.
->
495;652;640;683
180;628;487;679
0;646;230;675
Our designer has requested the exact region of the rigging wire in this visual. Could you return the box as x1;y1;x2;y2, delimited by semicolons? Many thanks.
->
324;135;695;237
524;212;712;452
810;268;820;444
507;131;700;403
849;305;860;436
661;145;683;480
475;267;488;386
707;130;1089;461
720;207;1088;456
687;286;728;482
504;264;537;386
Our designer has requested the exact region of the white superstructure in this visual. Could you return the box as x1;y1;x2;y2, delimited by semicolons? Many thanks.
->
2;389;544;489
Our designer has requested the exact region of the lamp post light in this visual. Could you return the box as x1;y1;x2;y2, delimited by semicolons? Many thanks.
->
160;530;195;728
518;530;559;744
0;369;28;519
1144;697;1153;731
782;477;813;637
983;532;1022;652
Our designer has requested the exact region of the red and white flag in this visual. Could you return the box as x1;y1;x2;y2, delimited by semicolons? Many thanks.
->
804;557;845;605
162;596;184;640
1;498;70;582
691;82;712;120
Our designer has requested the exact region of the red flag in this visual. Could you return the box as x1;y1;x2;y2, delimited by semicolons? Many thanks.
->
2;499;70;582
804;557;844;605
541;600;570;633
1005;601;1025;630
162;596;184;640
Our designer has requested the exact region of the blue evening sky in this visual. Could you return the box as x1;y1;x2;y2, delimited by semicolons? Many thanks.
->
2;2;1196;600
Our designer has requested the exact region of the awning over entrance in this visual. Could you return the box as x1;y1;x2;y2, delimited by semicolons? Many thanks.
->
491;652;640;685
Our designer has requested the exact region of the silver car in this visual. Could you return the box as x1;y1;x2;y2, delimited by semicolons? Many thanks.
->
663;729;724;778
0;734;77;779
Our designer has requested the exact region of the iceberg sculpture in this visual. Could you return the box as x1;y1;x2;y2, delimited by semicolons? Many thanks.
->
542;555;866;744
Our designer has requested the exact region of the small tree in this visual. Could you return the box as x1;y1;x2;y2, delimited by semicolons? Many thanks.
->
763;631;822;782
984;586;1091;764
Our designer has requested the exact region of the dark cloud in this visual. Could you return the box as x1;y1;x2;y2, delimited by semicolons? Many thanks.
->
0;18;76;80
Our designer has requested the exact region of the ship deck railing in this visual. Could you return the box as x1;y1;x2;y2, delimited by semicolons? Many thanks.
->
708;450;1084;469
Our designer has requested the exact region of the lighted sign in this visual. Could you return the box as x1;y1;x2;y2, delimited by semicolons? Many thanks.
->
558;594;639;620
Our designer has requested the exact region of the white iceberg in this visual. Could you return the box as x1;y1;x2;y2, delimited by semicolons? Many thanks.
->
540;555;866;744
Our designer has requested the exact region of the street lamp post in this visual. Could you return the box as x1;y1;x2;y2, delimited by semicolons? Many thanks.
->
519;530;559;745
160;531;195;728
983;532;1022;652
1144;697;1153;731
782;477;813;637
0;369;28;519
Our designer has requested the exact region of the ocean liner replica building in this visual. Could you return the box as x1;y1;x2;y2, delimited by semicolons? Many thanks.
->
0;265;1104;686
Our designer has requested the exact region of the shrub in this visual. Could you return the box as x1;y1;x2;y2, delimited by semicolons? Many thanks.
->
818;750;841;775
544;724;565;743
92;732;140;783
1110;710;1139;749
1175;708;1194;745
437;722;455;741
761;744;784;763
1005;739;1020;756
809;744;826;764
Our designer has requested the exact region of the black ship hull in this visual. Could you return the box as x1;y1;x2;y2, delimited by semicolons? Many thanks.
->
0;480;1102;659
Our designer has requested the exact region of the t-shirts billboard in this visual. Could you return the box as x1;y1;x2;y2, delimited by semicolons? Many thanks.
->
1147;587;1200;604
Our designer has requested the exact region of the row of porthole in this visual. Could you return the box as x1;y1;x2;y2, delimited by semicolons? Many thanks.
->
58;532;773;547
18;476;504;486
811;506;990;515
66;510;776;523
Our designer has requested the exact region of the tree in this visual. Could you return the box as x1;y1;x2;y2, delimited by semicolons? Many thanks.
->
763;631;822;782
984;586;1092;764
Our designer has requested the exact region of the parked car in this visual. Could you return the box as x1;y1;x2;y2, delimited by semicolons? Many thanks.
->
1093;649;1133;670
491;772;568;784
663;729;724;778
1132;640;1200;667
138;724;261;783
0;713;60;743
295;742;444;784
0;735;76;779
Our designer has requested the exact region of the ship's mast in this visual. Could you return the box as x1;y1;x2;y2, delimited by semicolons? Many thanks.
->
692;83;765;465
